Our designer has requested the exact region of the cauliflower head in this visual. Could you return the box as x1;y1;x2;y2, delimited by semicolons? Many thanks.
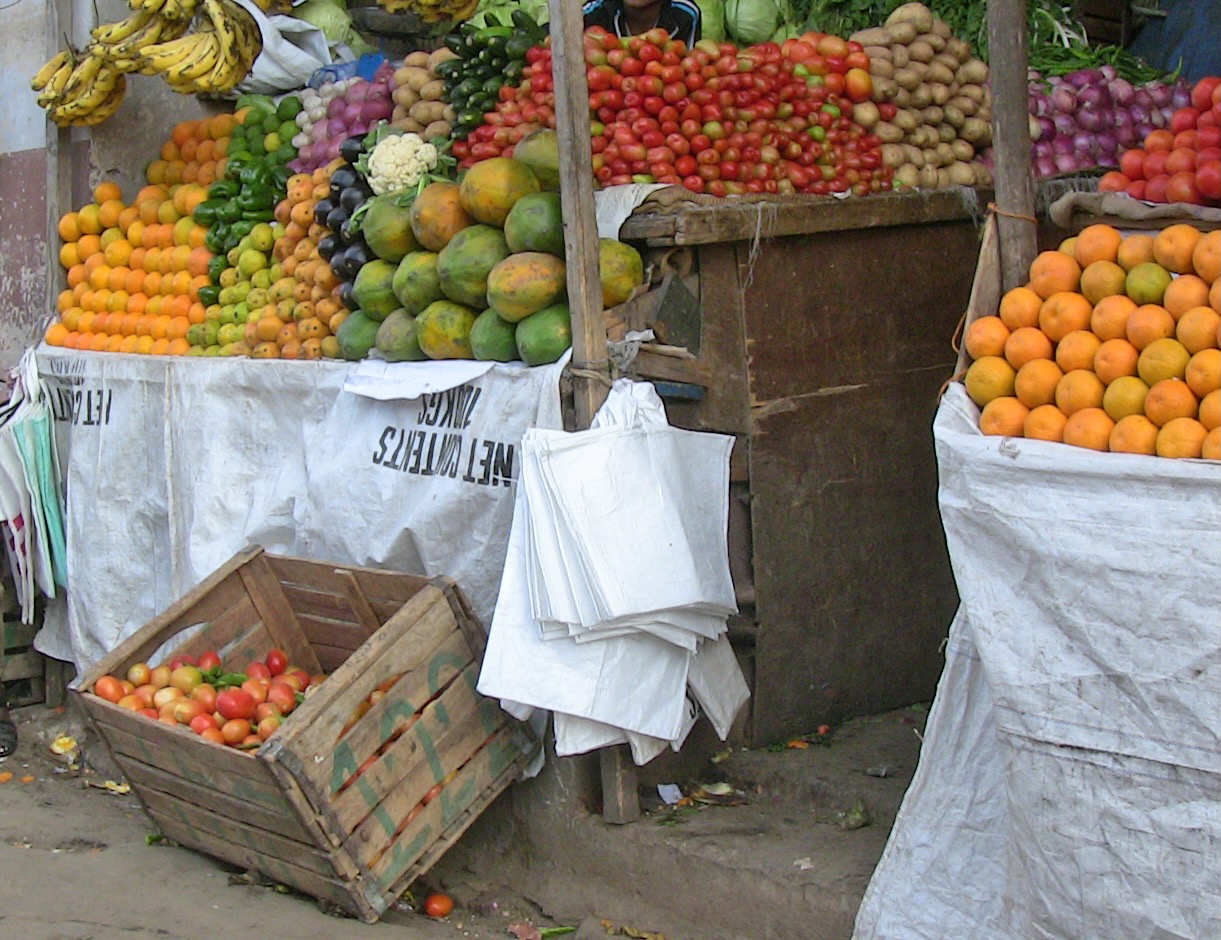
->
366;133;440;195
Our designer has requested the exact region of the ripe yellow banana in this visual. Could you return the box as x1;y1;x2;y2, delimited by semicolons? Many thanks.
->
159;0;199;20
31;50;72;92
60;53;105;99
163;32;221;88
52;75;127;127
139;31;203;72
36;58;77;108
131;0;169;16
90;8;154;45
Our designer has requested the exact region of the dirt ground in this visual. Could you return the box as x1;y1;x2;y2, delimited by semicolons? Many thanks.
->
0;697;927;940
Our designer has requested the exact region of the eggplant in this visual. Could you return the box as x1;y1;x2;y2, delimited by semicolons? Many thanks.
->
339;135;366;164
337;279;356;309
325;204;350;233
317;234;340;262
329;165;359;199
339;186;367;213
313;198;335;228
344;240;375;269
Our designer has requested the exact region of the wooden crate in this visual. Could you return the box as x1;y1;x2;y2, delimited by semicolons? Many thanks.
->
1;577;44;707
72;545;540;922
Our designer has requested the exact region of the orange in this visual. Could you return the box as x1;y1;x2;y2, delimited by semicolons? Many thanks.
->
103;238;133;268
171;216;195;247
1055;369;1106;416
1073;224;1123;267
134;334;155;355
1003;326;1054;369
1117;233;1156;272
1137;338;1191;385
120;334;140;353
77;233;103;260
106;334;124;353
59;242;81;269
1156;417;1208;458
209;113;235;139
1089;295;1133;341
150;337;171;356
165;294;192;320
137;198;162;226
1029;250;1082;300
1039;291;1093;342
67;264;88;289
88;264;112;290
1023;404;1068;442
1125;262;1173;305
1203;427;1220;459
88;331;110;352
58;211;81;242
1185;348;1220;398
76;204;102;235
124;267;146;295
98;199;126;230
1144;379;1198;427
1102;376;1150;422
1055;330;1102;373
187;274;210;301
1015;358;1063;409
145;160;170;186
166;337;191;356
1152;223;1202;275
1126;304;1176;350
1109;414;1159;455
44;323;70;346
1199;389;1220;431
118;205;140;233
56;289;75;313
1176;305;1221;355
157;200;181;225
1093;338;1140;384
1062;408;1114;451
1079;260;1128;305
1191;229;1219;284
1162;274;1210;318
127;219;147;248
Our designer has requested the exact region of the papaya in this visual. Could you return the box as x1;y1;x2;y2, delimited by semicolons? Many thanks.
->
599;238;645;308
416;300;478;360
504;192;565;257
486;252;567;322
458;157;541;227
512;129;560;191
376;309;428;362
469;308;519;362
361;193;418;263
336;310;381;361
351;259;401;321
515;303;572;366
410;181;473;252
436;224;510;309
392;250;444;315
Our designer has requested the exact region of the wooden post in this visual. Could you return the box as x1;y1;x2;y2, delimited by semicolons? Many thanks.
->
546;0;638;823
987;0;1038;292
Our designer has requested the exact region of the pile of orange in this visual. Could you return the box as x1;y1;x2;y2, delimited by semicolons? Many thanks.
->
963;223;1220;459
145;113;236;188
243;158;350;360
46;174;214;355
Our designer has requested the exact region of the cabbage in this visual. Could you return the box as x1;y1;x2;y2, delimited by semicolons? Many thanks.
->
695;0;726;43
292;0;374;56
724;0;780;46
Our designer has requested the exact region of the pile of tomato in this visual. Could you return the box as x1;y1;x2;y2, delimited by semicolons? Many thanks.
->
453;27;892;197
90;648;321;749
1099;75;1220;206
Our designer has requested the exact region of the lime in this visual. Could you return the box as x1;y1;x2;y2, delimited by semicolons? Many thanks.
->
247;135;266;156
278;120;299;142
276;96;303;122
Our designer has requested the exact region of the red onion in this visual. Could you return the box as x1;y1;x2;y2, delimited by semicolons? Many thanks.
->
1065;69;1097;88
1034;139;1054;162
1052;86;1078;114
360;99;392;123
1037;116;1056;140
1146;82;1171;109
1099;65;1117;82
1052;134;1076;156
327;116;348;138
327;96;346;119
1076;107;1106;133
1095;130;1118;159
349;120;370;137
1078;84;1112;111
1170;84;1192;110
1133;87;1155;111
1055;153;1081;174
346;82;370;105
1115;123;1139;148
1073;130;1097;156
1109;78;1135;107
1053;112;1077;137
1036;155;1059;178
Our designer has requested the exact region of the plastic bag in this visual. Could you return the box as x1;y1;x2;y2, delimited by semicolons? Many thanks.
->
233;0;333;95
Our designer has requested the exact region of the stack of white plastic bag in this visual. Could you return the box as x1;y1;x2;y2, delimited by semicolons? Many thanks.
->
478;379;750;766
0;349;68;623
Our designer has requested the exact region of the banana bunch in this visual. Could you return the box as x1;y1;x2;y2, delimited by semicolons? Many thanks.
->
139;0;262;95
31;50;129;127
379;0;478;25
127;0;199;20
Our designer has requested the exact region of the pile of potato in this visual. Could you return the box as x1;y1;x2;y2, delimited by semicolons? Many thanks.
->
850;2;993;189
389;48;459;140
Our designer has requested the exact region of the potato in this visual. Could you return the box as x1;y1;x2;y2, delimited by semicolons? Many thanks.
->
894;67;921;91
874;121;904;144
892;87;912;108
391;117;424;133
392;104;406;122
906;60;929;80
922;105;944;125
399;66;432;92
890;43;910;68
935;141;955;164
961;117;991;145
442;104;455;122
409;100;446;125
903;144;925;167
917;164;939;188
863;45;892;62
922;146;942;168
427;47;458;71
892;108;919;132
976;105;993;123
950;139;975;162
393;84;419;108
884;21;918;45
870;58;895;80
931;17;952;38
915;32;945;53
881;143;907;168
909;84;933;108
422;120;452;140
853;100;881;129
973;163;994;187
419;79;446;101
851;27;891;46
933;52;960;72
943;104;966;128
945;37;970;63
404;51;431;68
927;62;955;87
935;167;952;189
894;163;920;188
907;40;935;63
957;58;988;85
929;82;951;105
886;1;934;33
873;77;899;101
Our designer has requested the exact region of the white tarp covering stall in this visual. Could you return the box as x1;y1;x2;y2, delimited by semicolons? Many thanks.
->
854;383;1221;940
32;347;566;674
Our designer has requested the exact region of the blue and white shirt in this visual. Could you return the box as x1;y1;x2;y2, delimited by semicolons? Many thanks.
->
582;0;702;48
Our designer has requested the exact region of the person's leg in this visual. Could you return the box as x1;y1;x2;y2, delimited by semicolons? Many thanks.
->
0;682;16;758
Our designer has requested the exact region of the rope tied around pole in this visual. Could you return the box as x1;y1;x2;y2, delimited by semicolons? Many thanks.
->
987;201;1038;226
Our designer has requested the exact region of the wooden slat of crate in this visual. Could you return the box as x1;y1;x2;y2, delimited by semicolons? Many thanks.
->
3;619;45;705
265;555;431;624
236;553;321;674
343;664;504;866
374;726;527;894
143;798;366;917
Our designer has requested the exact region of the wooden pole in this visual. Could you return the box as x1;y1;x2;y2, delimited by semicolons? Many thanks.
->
546;0;638;823
987;0;1038;291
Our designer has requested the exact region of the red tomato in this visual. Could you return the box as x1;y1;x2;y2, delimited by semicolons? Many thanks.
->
1143;149;1170;178
1165;171;1201;204
1198;126;1221;149
189;682;217;712
264;648;288;676
1097;171;1131;193
172;698;206;725
1165;147;1198;175
189;713;218;735
1170;107;1201;135
1119;148;1146;180
241;678;269;706
256;714;281;741
245;661;272;682
266;681;297;715
216;688;256;721
1192;76;1221;112
220;718;252;745
94;675;125;703
1144;173;1171;203
1144;129;1175;152
1196;160;1221;201
843;68;873;103
423;894;454;918
196;650;222;672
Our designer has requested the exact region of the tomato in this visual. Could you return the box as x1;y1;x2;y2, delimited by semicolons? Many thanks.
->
266;681;297;715
1192;76;1220;112
1170;107;1200;135
134;684;157;708
241;678;270;706
423;893;454;918
1125;178;1147;199
189;713;218;735
1172;129;1198;151
169;654;197;670
1144;129;1175;152
199;727;225;745
264;648;288;677
172;698;206;725
1142;149;1170;178
1165;147;1197;175
1196;160;1221;201
843;68;873;103
149;664;172;689
126;662;151;686
816;34;848;58
1197;126;1221;149
1097;171;1130;192
257;714;281;741
245;661;272;682
1165;170;1201;205
1144;173;1171;203
190;682;217;712
1119;148;1146;180
197;650;222;672
169;665;203;694
216;688;256;721
94;675;125;703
